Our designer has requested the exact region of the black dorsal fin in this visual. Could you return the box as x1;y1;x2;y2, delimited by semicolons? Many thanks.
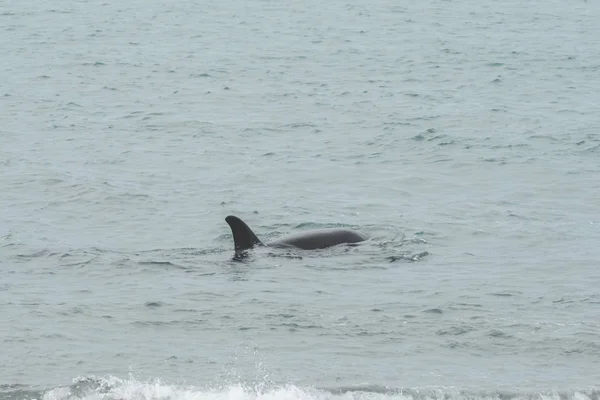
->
225;215;264;252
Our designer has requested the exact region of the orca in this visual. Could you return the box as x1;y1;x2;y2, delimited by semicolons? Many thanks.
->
225;215;368;253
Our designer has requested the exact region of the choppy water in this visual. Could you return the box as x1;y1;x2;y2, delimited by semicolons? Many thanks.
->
2;0;600;399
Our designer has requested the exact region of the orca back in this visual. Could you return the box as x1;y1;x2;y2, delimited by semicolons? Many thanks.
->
269;228;368;250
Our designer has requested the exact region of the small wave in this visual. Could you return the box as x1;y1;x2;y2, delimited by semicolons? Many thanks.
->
139;260;182;267
137;260;196;271
144;301;165;308
387;252;429;262
16;249;50;259
488;291;523;297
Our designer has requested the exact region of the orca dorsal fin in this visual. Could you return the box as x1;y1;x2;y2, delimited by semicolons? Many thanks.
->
225;215;264;252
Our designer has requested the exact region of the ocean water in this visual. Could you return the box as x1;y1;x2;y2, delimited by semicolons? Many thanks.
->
1;0;600;399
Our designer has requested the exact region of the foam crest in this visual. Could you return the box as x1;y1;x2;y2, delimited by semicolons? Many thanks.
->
42;378;327;400
37;377;600;400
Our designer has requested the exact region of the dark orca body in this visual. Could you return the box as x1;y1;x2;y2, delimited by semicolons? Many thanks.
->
225;215;368;253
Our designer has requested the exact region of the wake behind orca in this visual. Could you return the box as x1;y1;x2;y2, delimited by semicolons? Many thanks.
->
225;215;368;253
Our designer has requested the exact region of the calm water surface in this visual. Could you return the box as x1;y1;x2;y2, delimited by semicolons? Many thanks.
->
1;0;600;399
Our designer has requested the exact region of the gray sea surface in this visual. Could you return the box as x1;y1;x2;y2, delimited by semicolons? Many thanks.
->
1;0;600;399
